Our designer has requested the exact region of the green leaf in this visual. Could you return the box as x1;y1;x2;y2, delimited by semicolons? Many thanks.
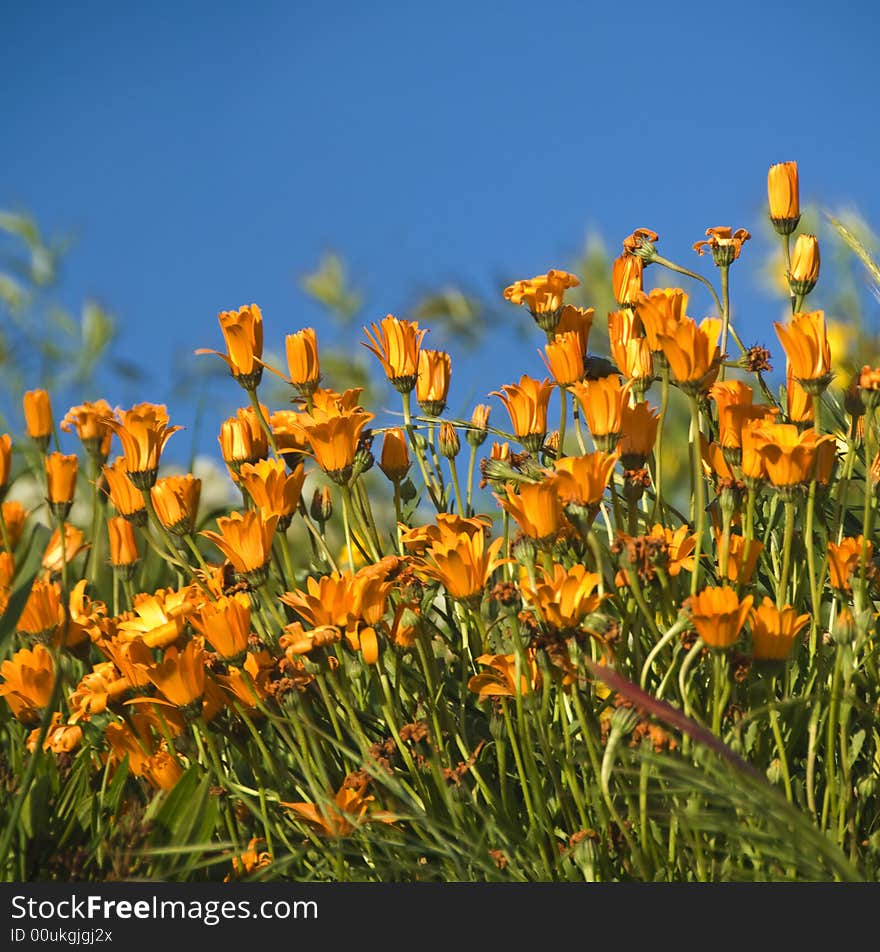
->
0;522;52;652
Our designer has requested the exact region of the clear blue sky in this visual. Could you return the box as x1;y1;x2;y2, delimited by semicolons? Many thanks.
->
4;0;880;464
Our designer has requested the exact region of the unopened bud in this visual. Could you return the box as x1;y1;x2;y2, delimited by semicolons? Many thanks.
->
438;422;460;460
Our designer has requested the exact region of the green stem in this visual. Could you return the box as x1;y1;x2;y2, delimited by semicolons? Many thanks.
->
558;385;568;458
718;264;731;379
777;498;796;607
688;396;706;596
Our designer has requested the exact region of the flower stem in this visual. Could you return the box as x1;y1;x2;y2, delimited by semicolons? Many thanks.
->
688;395;706;596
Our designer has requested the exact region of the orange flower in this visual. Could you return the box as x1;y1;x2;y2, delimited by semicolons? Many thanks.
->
285;327;321;395
468;650;541;699
201;510;279;583
42;524;89;578
826;537;870;592
693;226;751;266
61;399;115;459
102;457;147;524
196;303;264;389
269;410;311;470
751;423;834;489
142;749;184;792
362;315;427;393
740;420;768;486
378;427;411;483
774;311;832;394
0;433;10;498
400;514;491;554
414;525;507;605
107;516;139;573
191;592;252;659
749;597;810;661
140;640;207;708
786;366;814;424
151;474;201;535
619;402;659;468
496;479;563;545
116;587;195;647
416;349;452;417
657;316;722;394
710;381;777;457
611;253;643;309
569;375;631;452
2;501;28;551
23;389;53;448
608;310;653;385
226;837;272;881
542;331;585;386
635;288;689;353
0;643;55;723
27;712;83;755
216;650;274;709
104;403;182;489
648;523;697;577
238;458;305;529
220;405;270;477
767;161;800;233
715;531;763;584
789;234;820;296
295;408;374;484
45;452;78;513
503;270;580;332
17;578;65;642
491;375;554;454
554;449;617;508
282;782;393;837
685;586;753;649
554;306;594;357
519;562;604;631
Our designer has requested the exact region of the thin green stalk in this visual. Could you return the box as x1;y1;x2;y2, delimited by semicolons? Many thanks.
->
688;395;706;596
776;498;796;607
718;264;731;379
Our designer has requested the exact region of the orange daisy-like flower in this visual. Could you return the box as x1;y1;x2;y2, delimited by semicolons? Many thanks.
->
496;479;564;545
491;375;554;454
102;457;147;524
107;516;139;573
414;524;508;606
693;226;751;266
767;161;800;234
416;349;452;417
611;253;643;309
749;597;810;661
0;643;55;723
789;234;820;297
201;510;279;584
151;474;201;536
196;303;264;390
715;531;763;585
104;403;182;490
2;501;28;551
503;270;580;332
138;640;207;708
17;578;65;642
786;366;814;424
400;514;491;554
27;712;83;755
362;315;427;393
608;310;653;386
45;452;78;515
295;407;374;485
657;316;723;395
826;536;871;593
41;525;89;579
519;562;604;631
0;433;10;498
553;452;618;509
635;288;689;353
238;458;306;530
619;402;659;468
378;427;411;483
751;423;834;489
774;311;832;395
285;327;321;396
569;375;631;452
542;331;585;387
190;592;254;660
468;650;541;700
23;389;54;449
61;399;115;460
647;523;697;577
116;587;195;648
685;586;753;650
554;306;594;358
281;782;394;838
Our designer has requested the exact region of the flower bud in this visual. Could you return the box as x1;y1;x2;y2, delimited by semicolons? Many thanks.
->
23;389;53;451
788;234;820;297
767;161;800;235
379;427;411;483
310;485;333;524
438;422;460;460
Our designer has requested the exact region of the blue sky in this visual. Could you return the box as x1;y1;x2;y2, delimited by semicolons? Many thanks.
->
4;0;880;464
